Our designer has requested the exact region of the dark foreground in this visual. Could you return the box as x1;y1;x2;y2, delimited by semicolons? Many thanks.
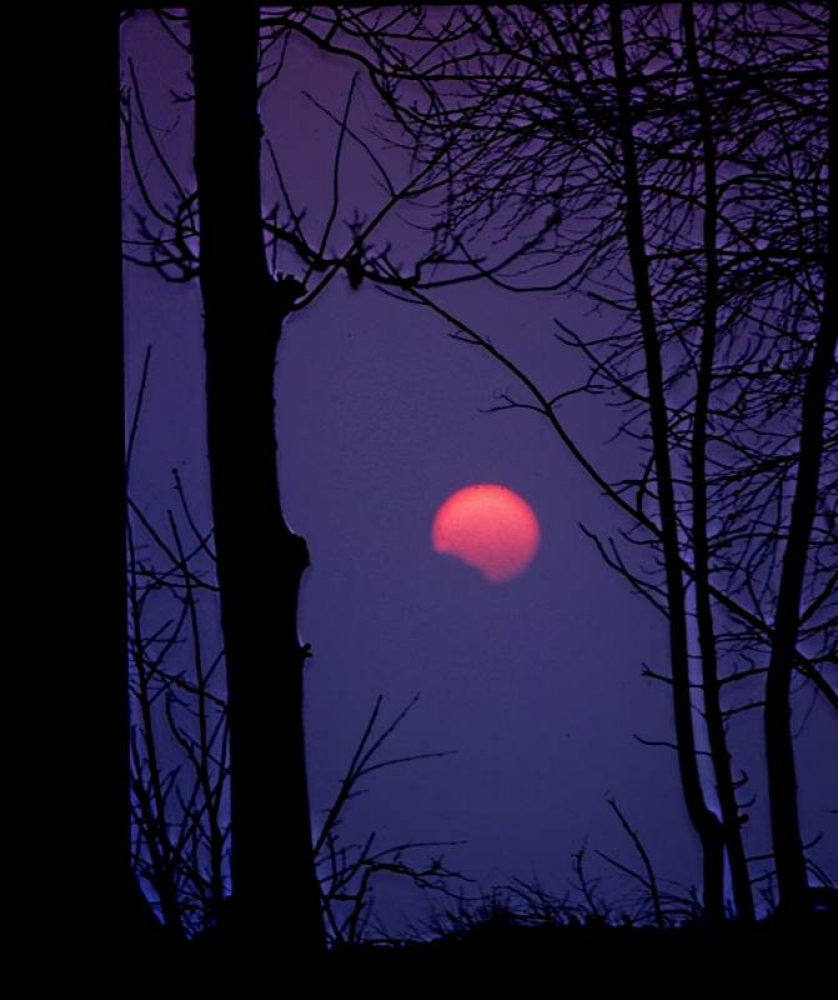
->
76;914;835;991
325;917;836;981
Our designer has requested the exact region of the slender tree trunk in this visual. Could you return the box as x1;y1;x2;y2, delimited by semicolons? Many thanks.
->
681;1;754;922
609;3;725;921
190;5;324;954
764;265;835;915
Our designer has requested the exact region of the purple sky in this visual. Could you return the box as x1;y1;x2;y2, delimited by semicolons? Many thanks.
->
121;11;835;934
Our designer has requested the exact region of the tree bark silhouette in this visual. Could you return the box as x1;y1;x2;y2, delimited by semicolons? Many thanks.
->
97;7;164;947
190;5;324;953
53;5;163;946
765;263;835;915
609;3;725;922
680;0;754;922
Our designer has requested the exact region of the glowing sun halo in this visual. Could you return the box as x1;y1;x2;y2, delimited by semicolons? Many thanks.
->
431;484;540;583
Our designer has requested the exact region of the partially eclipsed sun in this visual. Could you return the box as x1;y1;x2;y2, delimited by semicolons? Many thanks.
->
432;484;540;583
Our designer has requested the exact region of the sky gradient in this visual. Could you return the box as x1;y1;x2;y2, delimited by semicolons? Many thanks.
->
121;10;835;935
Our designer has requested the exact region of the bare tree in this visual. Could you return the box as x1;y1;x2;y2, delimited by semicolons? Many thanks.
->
59;6;163;944
120;4;832;935
123;347;228;941
125;353;464;944
185;4;326;952
763;235;835;916
121;6;490;951
366;3;833;919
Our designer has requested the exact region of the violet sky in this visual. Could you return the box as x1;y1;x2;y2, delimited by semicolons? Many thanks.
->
121;10;836;933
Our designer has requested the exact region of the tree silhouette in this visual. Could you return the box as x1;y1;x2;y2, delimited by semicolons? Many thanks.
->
51;6;164;945
185;4;326;952
369;2;833;919
121;6;488;951
125;359;229;941
118;5;832;945
764;237;835;916
125;354;464;944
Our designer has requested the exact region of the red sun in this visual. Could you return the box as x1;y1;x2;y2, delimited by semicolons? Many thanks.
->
431;484;540;583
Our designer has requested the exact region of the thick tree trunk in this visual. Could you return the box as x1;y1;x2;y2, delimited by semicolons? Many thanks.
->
765;273;835;916
41;4;164;947
681;1;754;922
190;5;324;954
609;4;725;922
